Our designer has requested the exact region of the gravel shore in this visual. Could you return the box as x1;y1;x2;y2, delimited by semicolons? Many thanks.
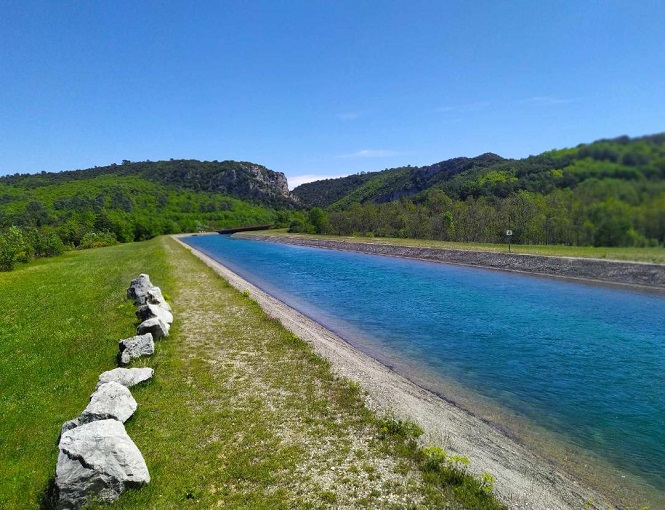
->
177;236;619;510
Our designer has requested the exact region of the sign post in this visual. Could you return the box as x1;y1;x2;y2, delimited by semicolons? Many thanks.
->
506;229;513;253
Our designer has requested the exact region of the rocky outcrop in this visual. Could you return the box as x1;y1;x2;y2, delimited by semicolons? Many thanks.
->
55;419;150;509
136;317;169;339
96;367;154;389
246;164;290;198
208;163;290;201
118;333;155;365
79;382;137;424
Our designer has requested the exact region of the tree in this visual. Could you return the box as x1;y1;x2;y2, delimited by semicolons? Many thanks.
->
0;226;27;271
308;207;330;234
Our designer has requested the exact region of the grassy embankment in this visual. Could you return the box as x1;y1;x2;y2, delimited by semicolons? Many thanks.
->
0;236;504;509
259;230;665;264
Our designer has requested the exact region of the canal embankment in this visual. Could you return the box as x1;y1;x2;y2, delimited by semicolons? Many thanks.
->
233;233;665;290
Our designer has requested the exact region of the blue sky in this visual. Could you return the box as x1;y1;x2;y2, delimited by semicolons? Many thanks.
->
1;1;664;188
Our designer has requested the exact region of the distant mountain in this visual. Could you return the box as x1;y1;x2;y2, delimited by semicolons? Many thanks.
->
292;134;665;209
1;159;294;208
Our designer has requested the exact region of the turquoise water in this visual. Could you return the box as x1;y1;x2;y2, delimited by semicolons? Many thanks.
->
183;235;665;499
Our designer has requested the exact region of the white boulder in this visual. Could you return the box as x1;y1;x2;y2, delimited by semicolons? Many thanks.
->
96;367;154;390
56;419;150;509
79;382;137;424
126;274;153;306
118;333;154;365
136;317;169;340
136;303;173;325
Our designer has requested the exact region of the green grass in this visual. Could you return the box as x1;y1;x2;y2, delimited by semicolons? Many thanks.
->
0;236;505;509
0;239;171;509
260;230;665;264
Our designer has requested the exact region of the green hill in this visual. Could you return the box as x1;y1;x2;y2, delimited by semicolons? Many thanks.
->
1;159;293;208
292;134;665;209
293;153;506;209
291;134;665;247
0;160;296;263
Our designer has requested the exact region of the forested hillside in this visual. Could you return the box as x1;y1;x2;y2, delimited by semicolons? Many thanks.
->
2;134;664;273
0;160;294;270
293;153;506;209
2;159;293;208
291;134;665;247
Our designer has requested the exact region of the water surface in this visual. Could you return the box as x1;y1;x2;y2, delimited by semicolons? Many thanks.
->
183;234;665;503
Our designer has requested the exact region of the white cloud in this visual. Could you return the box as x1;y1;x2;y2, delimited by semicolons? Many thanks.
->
287;173;352;189
336;112;360;120
337;149;398;159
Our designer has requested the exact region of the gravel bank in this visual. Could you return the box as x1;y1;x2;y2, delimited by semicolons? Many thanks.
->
235;233;665;291
176;236;617;510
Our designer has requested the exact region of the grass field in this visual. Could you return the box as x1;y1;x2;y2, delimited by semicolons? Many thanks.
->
260;230;665;264
0;239;171;509
0;236;504;509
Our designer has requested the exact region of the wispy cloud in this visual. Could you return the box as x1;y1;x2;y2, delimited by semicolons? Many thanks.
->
435;101;491;113
336;112;361;120
520;96;575;106
337;149;399;159
287;173;351;189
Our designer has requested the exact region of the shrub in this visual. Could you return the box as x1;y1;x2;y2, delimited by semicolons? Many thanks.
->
77;230;118;249
378;418;423;439
24;228;66;258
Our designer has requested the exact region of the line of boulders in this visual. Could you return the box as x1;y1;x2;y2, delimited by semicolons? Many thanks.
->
53;274;173;510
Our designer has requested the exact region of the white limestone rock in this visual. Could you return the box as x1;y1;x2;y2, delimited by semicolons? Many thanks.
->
145;286;171;312
79;382;137;424
96;367;154;390
59;418;81;441
56;419;150;509
126;274;153;306
136;317;169;340
136;303;173;325
118;333;154;366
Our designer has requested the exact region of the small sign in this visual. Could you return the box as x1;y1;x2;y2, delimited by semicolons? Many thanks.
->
506;230;513;236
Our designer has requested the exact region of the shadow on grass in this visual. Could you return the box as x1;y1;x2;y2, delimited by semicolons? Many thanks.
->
38;477;58;510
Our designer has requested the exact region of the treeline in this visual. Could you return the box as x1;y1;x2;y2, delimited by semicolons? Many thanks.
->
291;181;665;247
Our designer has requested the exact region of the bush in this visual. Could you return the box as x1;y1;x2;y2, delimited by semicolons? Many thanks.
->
24;228;66;258
77;230;118;249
